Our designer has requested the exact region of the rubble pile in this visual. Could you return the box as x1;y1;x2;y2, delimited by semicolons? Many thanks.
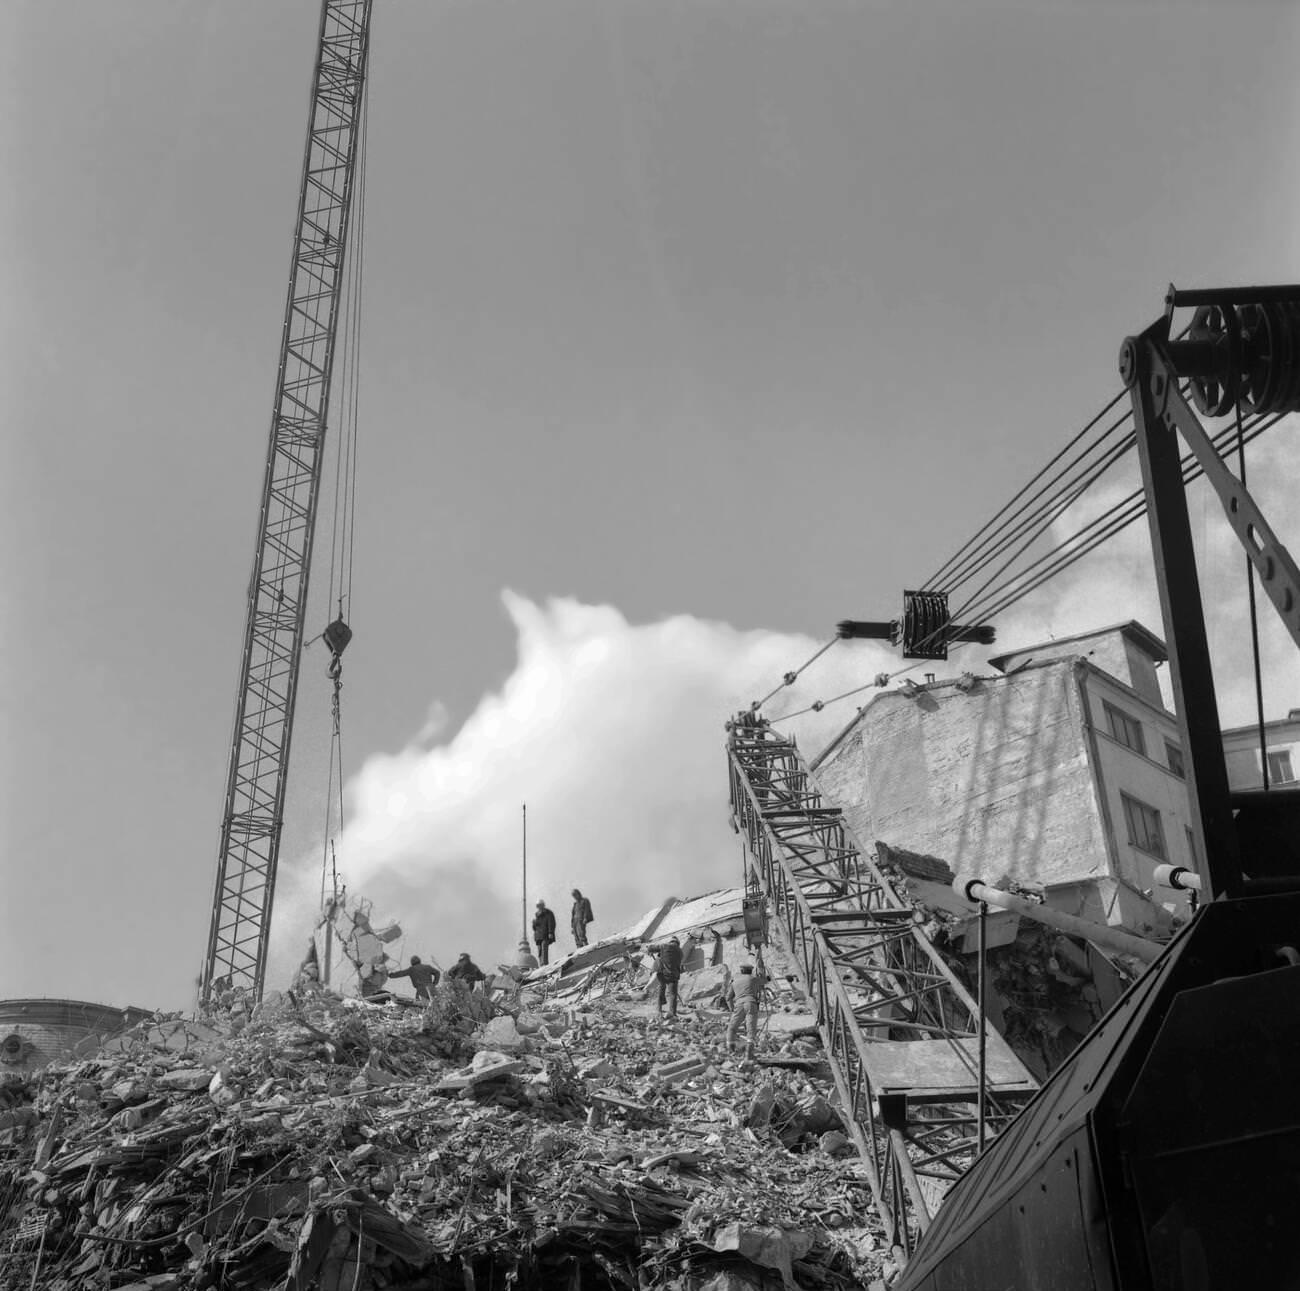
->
0;977;887;1290
874;846;1140;1081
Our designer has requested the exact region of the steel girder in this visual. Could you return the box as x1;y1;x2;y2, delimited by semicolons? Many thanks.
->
727;721;1037;1257
203;0;374;1003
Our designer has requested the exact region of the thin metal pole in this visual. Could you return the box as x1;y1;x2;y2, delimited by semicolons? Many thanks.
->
521;803;528;944
977;900;988;1154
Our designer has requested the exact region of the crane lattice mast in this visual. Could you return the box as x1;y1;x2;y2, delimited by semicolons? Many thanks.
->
202;0;374;1003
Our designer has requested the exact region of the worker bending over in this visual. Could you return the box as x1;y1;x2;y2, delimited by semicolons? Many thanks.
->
726;960;768;1057
653;936;683;1019
387;955;440;1001
446;952;486;985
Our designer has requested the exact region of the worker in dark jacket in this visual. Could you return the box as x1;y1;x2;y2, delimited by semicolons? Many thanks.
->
532;900;557;965
386;955;440;1000
653;936;683;1019
446;953;486;985
570;889;595;947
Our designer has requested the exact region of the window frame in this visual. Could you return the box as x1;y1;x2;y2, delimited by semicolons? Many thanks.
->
1165;741;1186;779
1266;749;1297;785
1104;701;1147;756
1121;791;1166;859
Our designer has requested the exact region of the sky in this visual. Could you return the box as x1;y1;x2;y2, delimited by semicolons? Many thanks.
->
3;0;1299;1010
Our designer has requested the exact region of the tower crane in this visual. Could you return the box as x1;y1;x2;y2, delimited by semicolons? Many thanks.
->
201;0;374;1003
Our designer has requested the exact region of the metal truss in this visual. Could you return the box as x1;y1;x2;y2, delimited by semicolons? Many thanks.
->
727;718;1037;1258
203;0;374;1002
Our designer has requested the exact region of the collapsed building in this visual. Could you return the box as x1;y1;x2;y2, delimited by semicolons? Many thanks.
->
1;618;1248;1286
0;916;891;1291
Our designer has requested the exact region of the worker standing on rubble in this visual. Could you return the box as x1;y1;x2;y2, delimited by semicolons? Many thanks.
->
570;888;595;947
532;900;557;965
653;936;683;1020
725;960;768;1058
516;940;539;970
447;952;486;985
386;955;440;1001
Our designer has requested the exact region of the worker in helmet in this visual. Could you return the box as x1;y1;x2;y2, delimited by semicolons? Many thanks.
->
386;955;440;1001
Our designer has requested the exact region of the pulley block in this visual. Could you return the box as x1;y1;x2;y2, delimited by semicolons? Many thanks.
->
323;617;353;658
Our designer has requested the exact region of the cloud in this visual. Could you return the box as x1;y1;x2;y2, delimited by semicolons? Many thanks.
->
268;592;895;988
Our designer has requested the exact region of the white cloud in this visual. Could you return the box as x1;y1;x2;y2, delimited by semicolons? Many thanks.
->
268;592;895;987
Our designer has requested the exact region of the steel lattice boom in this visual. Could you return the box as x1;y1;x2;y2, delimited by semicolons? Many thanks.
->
727;717;1036;1257
202;0;374;1003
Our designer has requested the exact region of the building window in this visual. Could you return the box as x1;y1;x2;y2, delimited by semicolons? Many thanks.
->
1121;792;1166;859
1165;742;1186;778
1266;749;1297;785
1104;702;1146;756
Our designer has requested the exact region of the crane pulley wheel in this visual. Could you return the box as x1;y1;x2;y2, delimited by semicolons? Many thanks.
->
1186;303;1240;417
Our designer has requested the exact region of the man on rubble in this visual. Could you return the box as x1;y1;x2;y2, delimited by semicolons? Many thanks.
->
532;900;557;965
386;955;440;1001
570;888;595;947
725;959;768;1057
446;952;486;985
653;936;683;1020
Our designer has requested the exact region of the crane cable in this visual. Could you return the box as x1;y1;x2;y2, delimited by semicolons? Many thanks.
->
768;405;1292;725
752;387;1138;716
923;390;1130;594
318;74;371;923
923;317;1200;596
749;322;1217;712
749;387;1137;713
950;408;1286;628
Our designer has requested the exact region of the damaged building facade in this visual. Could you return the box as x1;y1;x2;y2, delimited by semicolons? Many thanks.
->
0;999;152;1075
812;622;1200;937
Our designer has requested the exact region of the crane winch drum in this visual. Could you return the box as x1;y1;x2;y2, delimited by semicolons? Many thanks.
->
1118;284;1300;418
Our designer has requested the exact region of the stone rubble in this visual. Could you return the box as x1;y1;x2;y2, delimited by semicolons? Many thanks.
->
0;963;889;1290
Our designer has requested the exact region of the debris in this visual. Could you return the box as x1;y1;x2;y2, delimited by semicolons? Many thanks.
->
0;976;884;1289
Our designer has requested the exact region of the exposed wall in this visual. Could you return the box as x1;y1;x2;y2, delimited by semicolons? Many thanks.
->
814;666;1110;890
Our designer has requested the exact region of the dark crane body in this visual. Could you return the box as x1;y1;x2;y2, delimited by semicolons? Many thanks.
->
896;285;1300;1289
